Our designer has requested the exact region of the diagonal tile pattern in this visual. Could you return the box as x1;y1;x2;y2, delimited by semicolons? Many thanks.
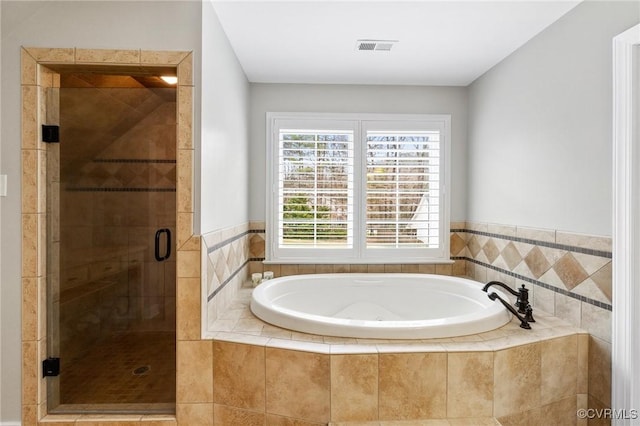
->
460;224;611;303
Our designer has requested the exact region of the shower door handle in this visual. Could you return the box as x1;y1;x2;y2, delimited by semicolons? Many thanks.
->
155;228;172;262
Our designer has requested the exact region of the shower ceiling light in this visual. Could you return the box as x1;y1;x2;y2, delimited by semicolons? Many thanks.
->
160;76;178;85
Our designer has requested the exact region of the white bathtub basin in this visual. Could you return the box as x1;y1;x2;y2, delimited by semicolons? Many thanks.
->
250;273;512;339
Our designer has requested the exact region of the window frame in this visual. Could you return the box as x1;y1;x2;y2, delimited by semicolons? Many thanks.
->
266;112;451;264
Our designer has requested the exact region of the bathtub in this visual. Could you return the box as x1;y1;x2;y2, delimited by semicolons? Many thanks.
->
250;273;512;339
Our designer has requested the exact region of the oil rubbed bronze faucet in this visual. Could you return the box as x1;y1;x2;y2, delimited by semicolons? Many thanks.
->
482;281;535;329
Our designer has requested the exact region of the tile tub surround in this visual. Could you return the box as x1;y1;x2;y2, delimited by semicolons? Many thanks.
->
201;223;253;331
452;222;612;414
206;288;587;425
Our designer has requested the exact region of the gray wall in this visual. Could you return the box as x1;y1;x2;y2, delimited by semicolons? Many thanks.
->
0;1;201;422
467;0;640;236
200;1;250;235
249;83;468;223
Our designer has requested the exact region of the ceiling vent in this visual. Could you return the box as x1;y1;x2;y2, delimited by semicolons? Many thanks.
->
356;40;398;52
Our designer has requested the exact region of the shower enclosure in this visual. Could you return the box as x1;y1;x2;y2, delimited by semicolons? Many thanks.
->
46;72;177;413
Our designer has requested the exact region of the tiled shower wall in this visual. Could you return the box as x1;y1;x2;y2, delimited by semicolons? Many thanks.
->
203;219;612;412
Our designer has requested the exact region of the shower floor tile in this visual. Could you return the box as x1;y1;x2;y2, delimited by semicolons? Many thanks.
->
60;331;175;405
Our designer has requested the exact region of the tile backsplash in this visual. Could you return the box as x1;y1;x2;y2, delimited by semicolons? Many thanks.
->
453;222;611;341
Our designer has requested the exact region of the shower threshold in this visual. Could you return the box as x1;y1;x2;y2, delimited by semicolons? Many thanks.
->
50;402;175;415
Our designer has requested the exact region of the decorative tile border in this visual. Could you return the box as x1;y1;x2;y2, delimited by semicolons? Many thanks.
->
456;256;612;311
452;225;612;310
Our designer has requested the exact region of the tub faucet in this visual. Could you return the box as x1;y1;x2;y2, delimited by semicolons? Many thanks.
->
482;281;535;323
488;292;533;330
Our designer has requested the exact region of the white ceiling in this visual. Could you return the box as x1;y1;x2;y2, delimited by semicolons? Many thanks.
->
212;0;581;86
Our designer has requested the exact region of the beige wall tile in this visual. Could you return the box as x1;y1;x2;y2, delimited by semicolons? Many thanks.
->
555;293;581;328
384;264;401;273
580;303;611;343
177;86;193;150
334;264;351;273
378;352;447;420
497;407;542;426
555;231;611;253
23;404;38;426
540;396;577;426
177;341;213;403
418;264;436;274
177;212;194;249
213;404;264;426
177;277;201;340
541;335;578;405
22;85;39;150
22;213;39;277
75;49;140;64
213;341;265;411
265;348;330;423
467;222;489;233
22;49;38;85
516;226;555;243
22;150;39;214
577;334;589;394
588;337;611;406
330;354;378;422
448;419;501;426
177;250;200;278
178;53;194;86
532;285;555;315
265;414;325;425
298;264;316;274
447;351;493;418
452;259;466;275
315;264;333;274
24;47;74;63
435;264;453;275
280;265;299;276
22;278;38;342
487;223;517;237
587;395;610;426
141;50;190;65
494;343;541;418
177;149;193;213
22;341;39;405
180;236;201;252
177;403;213;426
590;262;612;302
401;264;420;273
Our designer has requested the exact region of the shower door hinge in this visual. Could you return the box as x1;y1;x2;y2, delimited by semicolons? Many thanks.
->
42;125;60;143
42;357;60;377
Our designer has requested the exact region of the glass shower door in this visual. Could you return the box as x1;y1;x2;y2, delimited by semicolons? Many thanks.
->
46;75;177;413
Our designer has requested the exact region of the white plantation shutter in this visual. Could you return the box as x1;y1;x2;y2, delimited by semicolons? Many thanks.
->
278;129;354;248
365;130;441;248
267;113;450;263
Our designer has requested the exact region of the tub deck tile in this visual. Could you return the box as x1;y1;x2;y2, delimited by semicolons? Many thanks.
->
210;287;586;354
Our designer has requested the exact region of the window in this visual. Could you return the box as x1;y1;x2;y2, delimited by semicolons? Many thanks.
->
266;113;451;263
